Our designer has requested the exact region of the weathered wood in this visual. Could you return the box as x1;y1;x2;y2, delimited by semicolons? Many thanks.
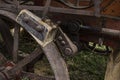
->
22;71;55;80
105;43;120;80
0;52;7;67
0;19;13;55
13;24;20;63
43;42;70;80
9;47;43;74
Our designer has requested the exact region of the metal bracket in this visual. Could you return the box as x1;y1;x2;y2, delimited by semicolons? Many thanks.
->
55;28;78;55
0;9;78;80
16;9;57;47
16;9;78;55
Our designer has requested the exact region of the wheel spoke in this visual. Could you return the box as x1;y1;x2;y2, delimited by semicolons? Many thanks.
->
0;9;70;80
13;24;20;63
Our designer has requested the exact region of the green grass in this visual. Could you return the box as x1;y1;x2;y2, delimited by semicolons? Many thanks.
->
66;51;107;80
21;77;30;80
33;50;107;80
19;32;108;80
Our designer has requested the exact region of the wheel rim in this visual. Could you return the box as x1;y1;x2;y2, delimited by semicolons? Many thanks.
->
0;10;70;80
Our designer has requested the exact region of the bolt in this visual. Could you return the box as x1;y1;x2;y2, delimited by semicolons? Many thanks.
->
44;19;57;28
44;19;51;25
61;41;66;45
23;16;29;23
65;48;72;55
57;21;61;24
36;25;44;32
51;23;57;29
58;36;63;41
24;16;29;20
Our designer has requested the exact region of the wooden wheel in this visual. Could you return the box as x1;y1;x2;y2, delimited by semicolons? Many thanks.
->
0;10;70;80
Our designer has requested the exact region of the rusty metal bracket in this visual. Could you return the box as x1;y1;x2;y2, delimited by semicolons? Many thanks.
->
15;9;78;80
0;9;78;80
55;28;78;55
16;9;78;55
16;9;57;47
42;0;51;18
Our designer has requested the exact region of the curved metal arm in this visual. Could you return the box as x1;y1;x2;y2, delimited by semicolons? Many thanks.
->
0;9;70;80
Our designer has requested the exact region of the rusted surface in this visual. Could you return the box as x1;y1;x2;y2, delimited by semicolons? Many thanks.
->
0;9;70;80
16;10;73;80
0;0;120;19
55;28;78;55
102;0;120;16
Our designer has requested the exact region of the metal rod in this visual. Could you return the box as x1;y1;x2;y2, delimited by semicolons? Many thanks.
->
80;25;120;39
42;0;51;18
19;6;94;16
102;28;120;38
93;0;101;17
13;24;20;63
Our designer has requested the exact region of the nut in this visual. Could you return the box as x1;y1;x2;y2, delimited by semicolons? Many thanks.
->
65;48;72;55
36;25;44;32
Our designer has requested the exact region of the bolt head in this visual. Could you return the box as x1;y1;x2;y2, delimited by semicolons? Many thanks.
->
44;19;51;25
61;41;66;45
23;16;29;21
65;48;72;55
58;36;63;41
36;25;44;32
